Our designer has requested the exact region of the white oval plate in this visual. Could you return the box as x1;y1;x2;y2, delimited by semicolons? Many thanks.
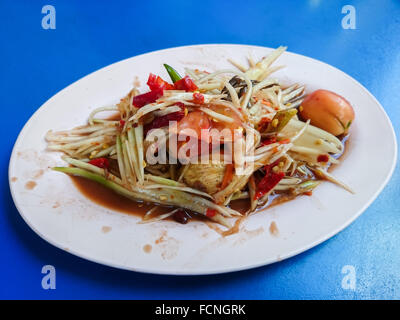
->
9;44;397;275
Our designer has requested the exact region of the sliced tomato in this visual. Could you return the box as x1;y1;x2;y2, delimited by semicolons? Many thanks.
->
171;107;243;161
209;105;242;132
207;105;242;144
177;110;211;139
168;111;211;161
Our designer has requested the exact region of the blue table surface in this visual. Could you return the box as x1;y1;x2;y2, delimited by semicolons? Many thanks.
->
1;0;399;300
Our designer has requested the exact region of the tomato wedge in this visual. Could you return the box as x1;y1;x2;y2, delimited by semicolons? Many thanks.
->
171;106;244;161
209;105;242;132
177;110;211;139
168;111;211;160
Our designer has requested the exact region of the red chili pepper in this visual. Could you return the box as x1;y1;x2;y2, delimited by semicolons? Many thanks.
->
144;109;185;134
258;118;271;132
131;88;164;108
317;154;329;162
206;208;217;218
88;158;110;169
263;159;281;173
254;172;284;200
261;137;277;146
147;73;174;91
254;160;284;200
173;76;198;92
192;92;204;104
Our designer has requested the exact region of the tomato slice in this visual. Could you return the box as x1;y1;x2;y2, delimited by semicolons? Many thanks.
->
207;105;242;143
170;107;243;161
167;111;211;160
174;106;241;140
209;105;242;132
177;111;211;139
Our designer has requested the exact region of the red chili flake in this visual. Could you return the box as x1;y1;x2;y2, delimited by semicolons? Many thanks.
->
88;158;109;169
261;137;277;146
317;154;330;162
206;208;217;218
192;92;204;104
261;99;271;106
258;118;271;132
304;191;313;196
279;138;291;144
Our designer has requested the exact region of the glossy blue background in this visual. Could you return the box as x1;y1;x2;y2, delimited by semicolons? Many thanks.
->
1;0;399;300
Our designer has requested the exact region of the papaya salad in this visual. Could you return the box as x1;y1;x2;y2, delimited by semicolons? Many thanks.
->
46;46;355;229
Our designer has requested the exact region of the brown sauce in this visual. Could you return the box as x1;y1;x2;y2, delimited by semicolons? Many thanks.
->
143;244;152;253
25;180;37;190
70;175;250;222
229;199;251;214
101;226;112;233
106;112;121;121
71;176;156;216
269;221;279;236
70;122;349;226
205;217;245;236
268;193;298;208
